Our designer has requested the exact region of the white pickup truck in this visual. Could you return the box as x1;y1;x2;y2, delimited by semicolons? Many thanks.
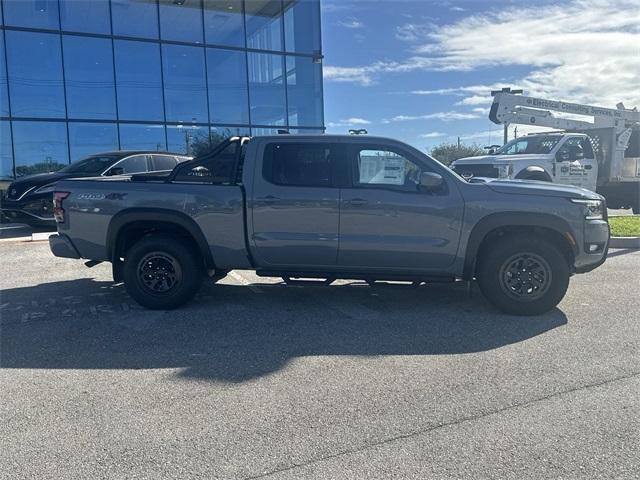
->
451;132;598;191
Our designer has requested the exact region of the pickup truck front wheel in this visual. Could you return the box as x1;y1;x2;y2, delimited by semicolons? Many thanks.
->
477;235;570;315
123;235;203;310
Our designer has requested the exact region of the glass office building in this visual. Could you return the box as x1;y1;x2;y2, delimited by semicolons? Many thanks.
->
0;0;323;179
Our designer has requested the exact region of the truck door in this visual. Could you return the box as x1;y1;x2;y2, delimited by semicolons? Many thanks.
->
250;141;341;268
553;137;597;191
338;144;464;270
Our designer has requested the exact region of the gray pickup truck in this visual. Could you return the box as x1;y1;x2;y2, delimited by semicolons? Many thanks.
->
49;135;609;315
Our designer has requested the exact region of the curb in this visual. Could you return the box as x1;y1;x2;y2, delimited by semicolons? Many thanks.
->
0;223;32;239
609;237;640;249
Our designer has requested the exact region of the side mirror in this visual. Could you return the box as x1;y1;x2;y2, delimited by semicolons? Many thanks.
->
109;166;124;176
420;172;444;190
556;151;569;162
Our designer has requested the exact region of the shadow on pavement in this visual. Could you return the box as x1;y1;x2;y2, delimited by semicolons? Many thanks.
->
0;278;567;382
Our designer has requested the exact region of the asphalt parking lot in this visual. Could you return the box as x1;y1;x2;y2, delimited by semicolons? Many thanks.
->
1;241;639;479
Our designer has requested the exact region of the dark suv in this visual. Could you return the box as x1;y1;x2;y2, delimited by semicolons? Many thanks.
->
1;151;191;228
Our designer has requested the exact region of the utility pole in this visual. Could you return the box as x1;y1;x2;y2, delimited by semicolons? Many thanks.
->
503;123;509;145
457;136;460;149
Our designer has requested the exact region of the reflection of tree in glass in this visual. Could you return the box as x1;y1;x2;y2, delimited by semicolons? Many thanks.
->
16;162;68;177
188;128;244;157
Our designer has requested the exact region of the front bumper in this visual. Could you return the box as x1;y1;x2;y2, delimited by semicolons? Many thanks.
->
1;196;55;226
49;233;81;259
574;219;610;273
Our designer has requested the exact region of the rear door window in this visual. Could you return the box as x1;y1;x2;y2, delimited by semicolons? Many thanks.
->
150;154;178;171
118;154;149;174
263;143;334;187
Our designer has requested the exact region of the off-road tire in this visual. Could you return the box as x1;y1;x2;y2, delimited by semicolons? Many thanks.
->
477;235;570;315
123;235;203;310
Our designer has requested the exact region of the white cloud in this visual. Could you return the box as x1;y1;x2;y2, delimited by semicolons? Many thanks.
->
337;17;363;29
420;132;447;138
472;107;490;115
324;0;640;108
326;117;372;128
418;0;640;106
455;95;491;106
388;111;481;122
450;6;465;12
395;23;432;42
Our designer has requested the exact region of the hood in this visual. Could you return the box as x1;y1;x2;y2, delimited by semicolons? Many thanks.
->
6;171;81;199
480;178;601;200
453;153;548;165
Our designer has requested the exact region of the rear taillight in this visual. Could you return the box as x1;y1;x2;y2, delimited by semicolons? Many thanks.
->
53;191;70;223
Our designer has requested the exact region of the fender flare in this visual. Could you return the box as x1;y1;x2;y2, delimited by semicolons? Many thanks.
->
106;208;214;268
515;166;552;181
462;212;578;279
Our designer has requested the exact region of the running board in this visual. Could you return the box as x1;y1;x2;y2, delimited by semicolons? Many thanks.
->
256;270;457;284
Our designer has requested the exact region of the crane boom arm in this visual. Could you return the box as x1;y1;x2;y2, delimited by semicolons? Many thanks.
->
489;92;640;131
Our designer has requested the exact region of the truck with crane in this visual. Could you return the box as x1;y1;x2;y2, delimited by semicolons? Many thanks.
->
450;90;640;213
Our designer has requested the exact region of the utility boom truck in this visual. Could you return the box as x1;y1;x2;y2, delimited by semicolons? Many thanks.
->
451;91;640;212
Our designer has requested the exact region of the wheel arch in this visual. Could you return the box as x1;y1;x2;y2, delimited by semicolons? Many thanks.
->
107;208;215;270
515;166;553;181
463;212;577;280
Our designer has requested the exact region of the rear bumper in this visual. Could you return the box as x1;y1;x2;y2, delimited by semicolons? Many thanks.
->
49;233;81;259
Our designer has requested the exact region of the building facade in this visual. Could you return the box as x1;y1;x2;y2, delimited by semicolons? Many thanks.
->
0;0;323;180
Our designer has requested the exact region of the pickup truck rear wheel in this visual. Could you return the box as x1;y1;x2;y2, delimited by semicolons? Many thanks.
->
123;235;203;310
477;235;570;315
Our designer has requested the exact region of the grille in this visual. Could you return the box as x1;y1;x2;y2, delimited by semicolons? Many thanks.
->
454;164;499;178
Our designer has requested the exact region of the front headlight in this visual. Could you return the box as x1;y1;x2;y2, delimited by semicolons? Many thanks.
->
34;183;57;194
570;198;603;220
498;164;513;178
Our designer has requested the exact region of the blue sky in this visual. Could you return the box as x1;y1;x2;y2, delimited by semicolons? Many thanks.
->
320;0;640;152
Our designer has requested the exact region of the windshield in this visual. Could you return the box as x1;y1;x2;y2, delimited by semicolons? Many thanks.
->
495;136;561;155
59;155;121;174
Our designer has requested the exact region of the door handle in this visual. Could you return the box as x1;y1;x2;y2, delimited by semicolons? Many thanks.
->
348;198;367;207
584;165;593;170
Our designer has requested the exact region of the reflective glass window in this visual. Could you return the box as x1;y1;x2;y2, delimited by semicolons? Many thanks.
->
0;34;9;116
283;0;320;54
203;0;244;47
119;123;166;151
114;40;164;121
211;125;249;147
207;48;249;124
63;36;116;120
3;0;60;30
286;56;322;127
162;44;208;123
167;125;210;156
247;53;285;126
12;121;69;176
111;0;159;39
68;122;118;161
6;31;65;118
0;121;13;179
159;0;203;43
245;0;283;51
60;0;110;34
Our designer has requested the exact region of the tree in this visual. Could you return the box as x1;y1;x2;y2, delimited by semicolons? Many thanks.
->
429;143;485;166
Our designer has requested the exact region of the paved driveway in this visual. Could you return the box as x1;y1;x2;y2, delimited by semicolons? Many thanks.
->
1;242;639;479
